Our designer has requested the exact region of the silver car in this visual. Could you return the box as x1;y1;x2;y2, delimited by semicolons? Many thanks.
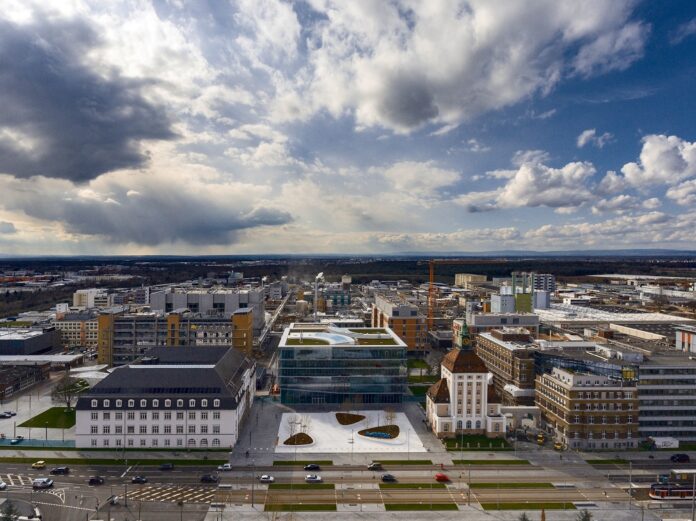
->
304;474;322;483
258;475;275;483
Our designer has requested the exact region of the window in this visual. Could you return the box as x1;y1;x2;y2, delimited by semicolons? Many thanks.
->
140;399;147;408
201;399;208;407
188;411;195;420
103;426;110;434
128;439;134;447
213;411;220;420
116;400;122;407
176;439;183;447
152;439;158;447
139;426;146;434
127;426;135;434
201;412;208;420
91;439;97;447
475;420;481;429
104;399;110;407
127;412;135;420
115;412;122;421
152;412;159;420
176;412;184;420
443;424;449;432
164;425;171;434
91;400;97;408
115;425;122;434
176;426;184;434
152;425;159;434
177;399;183;407
165;399;171;407
466;421;471;429
153;399;159;407
91;412;98;421
103;439;109;447
164;439;171;447
91;425;98;434
213;399;220;408
164;412;171;420
188;425;195;434
140;439;146;447
212;438;220;447
116;439;122;447
128;399;134;408
140;412;147;421
189;399;196;407
213;425;220;434
201;425;208;434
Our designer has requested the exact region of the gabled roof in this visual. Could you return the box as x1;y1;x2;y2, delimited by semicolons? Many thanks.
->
426;378;450;403
442;348;488;374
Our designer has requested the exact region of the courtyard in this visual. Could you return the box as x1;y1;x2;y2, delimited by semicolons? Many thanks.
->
275;410;427;454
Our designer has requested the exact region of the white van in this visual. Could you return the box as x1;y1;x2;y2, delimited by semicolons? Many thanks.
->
32;478;54;489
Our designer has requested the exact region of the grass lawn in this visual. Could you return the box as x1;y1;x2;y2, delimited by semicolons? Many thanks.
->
0;457;225;466
408;385;429;396
269;483;335;490
265;504;337;512
384;504;458;511
470;482;554;489
453;459;530;465
444;435;510;450
19;407;76;429
376;459;432;465
273;460;333;466
285;338;329;345
379;483;447;489
585;458;628;465
481;502;576;511
407;359;429;370
408;375;439;384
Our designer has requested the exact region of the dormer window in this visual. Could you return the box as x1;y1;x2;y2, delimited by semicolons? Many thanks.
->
91;400;97;408
103;399;110;407
128;399;134;407
189;399;195;407
165;399;171;407
213;399;220;408
153;399;159;407
177;399;183;407
116;400;122;407
140;399;147;407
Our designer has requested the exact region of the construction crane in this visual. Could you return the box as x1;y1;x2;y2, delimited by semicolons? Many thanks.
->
426;258;507;330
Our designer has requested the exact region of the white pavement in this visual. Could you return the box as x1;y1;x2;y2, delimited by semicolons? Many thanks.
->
275;411;427;454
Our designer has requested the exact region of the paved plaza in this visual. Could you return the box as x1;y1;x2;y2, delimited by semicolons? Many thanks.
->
275;410;427;454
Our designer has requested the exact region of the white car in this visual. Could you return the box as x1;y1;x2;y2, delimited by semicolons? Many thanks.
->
305;474;322;483
258;475;275;483
217;463;233;471
0;481;6;490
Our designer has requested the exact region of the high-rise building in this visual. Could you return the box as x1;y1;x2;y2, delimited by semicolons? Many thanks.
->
371;293;427;354
454;273;487;289
512;272;556;293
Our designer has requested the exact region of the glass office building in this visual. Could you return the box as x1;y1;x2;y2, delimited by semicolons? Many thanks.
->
278;324;407;405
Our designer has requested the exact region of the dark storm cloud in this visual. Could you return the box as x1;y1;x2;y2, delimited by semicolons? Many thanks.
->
377;73;439;129
0;17;175;182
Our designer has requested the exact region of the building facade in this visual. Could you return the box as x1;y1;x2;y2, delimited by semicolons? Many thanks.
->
278;323;407;405
54;312;98;349
425;348;505;438
371;293;427;355
75;347;255;449
463;313;540;337
454;273;487;289
676;325;696;353
535;368;638;450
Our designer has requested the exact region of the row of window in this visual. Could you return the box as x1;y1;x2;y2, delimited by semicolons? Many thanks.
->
90;398;221;408
91;424;221;434
90;411;220;421
90;438;222;448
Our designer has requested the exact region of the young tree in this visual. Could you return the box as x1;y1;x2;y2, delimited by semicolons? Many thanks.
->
384;407;396;425
50;375;83;411
576;509;593;521
286;415;298;438
517;513;530;521
0;501;20;521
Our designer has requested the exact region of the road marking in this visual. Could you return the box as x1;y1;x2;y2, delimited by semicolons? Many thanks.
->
120;466;132;478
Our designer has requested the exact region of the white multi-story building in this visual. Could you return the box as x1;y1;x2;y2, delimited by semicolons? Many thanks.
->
73;289;113;309
75;346;255;449
425;348;505;438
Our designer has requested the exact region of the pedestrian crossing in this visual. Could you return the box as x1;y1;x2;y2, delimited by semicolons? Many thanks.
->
2;473;34;486
126;485;217;504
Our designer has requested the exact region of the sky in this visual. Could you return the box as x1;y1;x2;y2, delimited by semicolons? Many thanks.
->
0;0;696;255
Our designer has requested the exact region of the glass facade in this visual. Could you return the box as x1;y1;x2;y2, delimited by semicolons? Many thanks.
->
279;345;407;405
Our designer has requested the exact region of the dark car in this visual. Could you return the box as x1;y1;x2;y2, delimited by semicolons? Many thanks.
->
367;462;382;471
381;474;397;482
50;467;70;475
159;463;174;471
671;454;690;463
200;474;219;484
303;464;320;471
88;476;105;486
131;476;148;484
3;412;16;417
0;413;11;419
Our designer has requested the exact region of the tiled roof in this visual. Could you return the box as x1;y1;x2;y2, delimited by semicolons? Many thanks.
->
426;378;450;403
442;348;488;374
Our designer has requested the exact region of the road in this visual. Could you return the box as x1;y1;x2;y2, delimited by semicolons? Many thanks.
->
0;455;689;519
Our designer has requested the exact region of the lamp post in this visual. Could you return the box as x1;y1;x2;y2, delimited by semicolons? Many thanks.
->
44;421;48;446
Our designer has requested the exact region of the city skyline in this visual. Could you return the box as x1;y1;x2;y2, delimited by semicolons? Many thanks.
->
0;1;695;255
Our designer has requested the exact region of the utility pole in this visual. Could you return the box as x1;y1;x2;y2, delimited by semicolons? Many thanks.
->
628;460;632;510
467;465;471;505
691;472;695;521
251;458;255;508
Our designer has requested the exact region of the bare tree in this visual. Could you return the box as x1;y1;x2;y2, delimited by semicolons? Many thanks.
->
51;375;84;411
286;415;298;438
384;407;396;425
299;414;312;435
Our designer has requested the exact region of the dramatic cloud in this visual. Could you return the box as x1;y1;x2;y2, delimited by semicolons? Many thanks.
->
667;179;696;206
0;16;175;182
268;1;648;132
621;134;696;186
577;129;614;148
0;222;16;234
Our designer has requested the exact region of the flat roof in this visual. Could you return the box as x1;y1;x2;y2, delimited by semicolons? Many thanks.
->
0;354;83;363
0;329;46;341
535;304;696;325
279;323;406;348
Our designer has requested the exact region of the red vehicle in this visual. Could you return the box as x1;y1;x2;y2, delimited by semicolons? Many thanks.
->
434;473;449;482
